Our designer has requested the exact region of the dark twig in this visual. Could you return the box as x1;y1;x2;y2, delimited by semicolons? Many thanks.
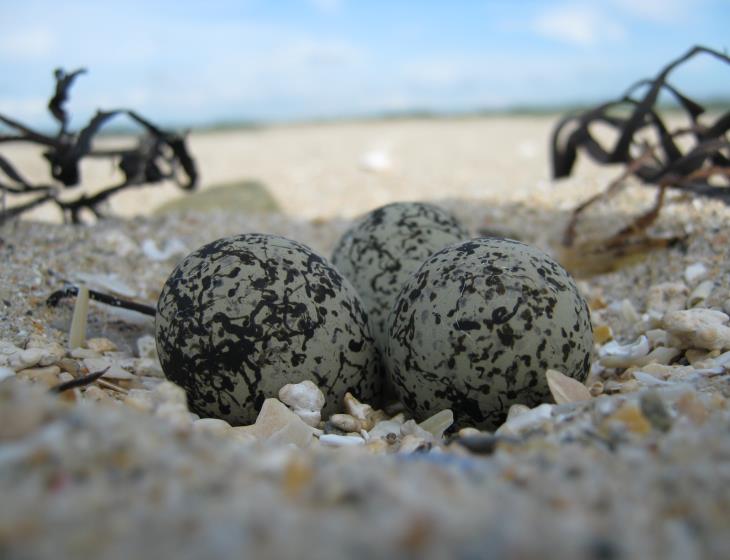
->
47;285;156;317
50;367;110;394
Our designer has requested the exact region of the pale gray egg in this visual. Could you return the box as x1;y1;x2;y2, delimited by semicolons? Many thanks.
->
386;237;592;429
331;202;468;353
155;233;382;425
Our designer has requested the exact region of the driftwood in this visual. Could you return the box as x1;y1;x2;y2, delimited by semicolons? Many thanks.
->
0;68;197;224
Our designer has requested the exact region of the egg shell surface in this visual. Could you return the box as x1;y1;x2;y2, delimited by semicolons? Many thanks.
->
155;233;382;425
331;202;468;352
386;237;592;429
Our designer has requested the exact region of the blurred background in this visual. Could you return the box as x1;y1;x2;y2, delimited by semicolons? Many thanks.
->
1;0;728;221
2;0;728;129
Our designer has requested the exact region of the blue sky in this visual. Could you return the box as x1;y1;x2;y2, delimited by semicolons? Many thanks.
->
1;0;728;129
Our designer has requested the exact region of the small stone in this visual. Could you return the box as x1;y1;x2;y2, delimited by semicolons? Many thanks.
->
57;358;81;376
230;426;258;444
684;262;708;285
546;369;592;404
70;348;102;359
588;381;604;397
343;392;374;422
620;299;641;323
418;409;453;439
593;325;613;344
0;342;45;371
83;385;110;402
398;434;431;454
82;358;135;380
328;413;361;432
136;335;158;359
124;389;155;413
278;380;326;428
155;402;193;430
152;381;188;407
599;336;650;368
15;365;61;388
646;282;689;323
646;329;671;348
26;336;65;366
639;391;673;432
605;403;651;435
688;280;714;308
635;346;681;366
369;419;403;440
193;418;232;436
506;403;531;421
133;357;164;378
0;367;15;382
674;392;709;425
457;427;482;438
318;433;365;447
663;309;730;350
85;337;118;353
497;403;553;436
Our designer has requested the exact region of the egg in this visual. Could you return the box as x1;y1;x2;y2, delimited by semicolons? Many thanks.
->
331;202;468;352
386;237;592;429
155;233;382;425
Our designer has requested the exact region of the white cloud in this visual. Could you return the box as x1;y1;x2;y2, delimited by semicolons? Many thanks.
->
0;27;56;58
307;0;343;15
532;5;626;46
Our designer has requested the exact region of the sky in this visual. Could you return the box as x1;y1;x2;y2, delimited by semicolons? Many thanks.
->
0;0;728;130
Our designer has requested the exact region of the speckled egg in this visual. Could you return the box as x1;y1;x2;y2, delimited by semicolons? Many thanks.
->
331;202;468;352
155;233;382;425
386;237;592;429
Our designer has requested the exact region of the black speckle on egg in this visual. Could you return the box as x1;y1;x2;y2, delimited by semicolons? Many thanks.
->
386;237;592;430
155;233;382;425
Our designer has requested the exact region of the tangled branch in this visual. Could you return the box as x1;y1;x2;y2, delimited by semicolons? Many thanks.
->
0;68;198;224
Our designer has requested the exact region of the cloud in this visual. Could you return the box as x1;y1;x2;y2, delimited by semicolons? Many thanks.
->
0;26;55;58
532;5;626;46
307;0;343;15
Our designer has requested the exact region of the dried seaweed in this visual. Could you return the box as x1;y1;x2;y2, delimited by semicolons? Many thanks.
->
0;68;198;224
551;46;729;276
552;46;729;200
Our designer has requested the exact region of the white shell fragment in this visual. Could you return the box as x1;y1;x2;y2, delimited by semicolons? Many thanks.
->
599;336;650;368
545;369;592;404
68;285;89;350
684;262;708;285
141;238;188;261
497;403;554;436
0;342;44;372
663;309;730;351
319;434;366;447
252;398;318;448
418;409;454;439
687;280;715;308
278;380;326;428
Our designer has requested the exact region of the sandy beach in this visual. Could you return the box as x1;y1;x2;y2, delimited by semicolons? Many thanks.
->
2;116;730;559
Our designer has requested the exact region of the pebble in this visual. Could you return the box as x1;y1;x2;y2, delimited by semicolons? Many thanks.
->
85;337;118;353
152;381;188;407
15;365;61;388
684;262;708;285
0;342;44;371
497;403;553;435
369;420;403;440
687;280;714;307
136;335;158;359
70;347;102;359
124;389;155;413
343;392;376;430
0;367;16;381
639;391;673;432
193;418;233;436
82;358;135;380
598;336;650;368
278;380;326;428
83;385;111;402
319;434;365;447
646;282;689;320
604;403;651;435
155;402;194;431
26;336;65;366
663;309;730;350
328;413;361;433
593;324;613;344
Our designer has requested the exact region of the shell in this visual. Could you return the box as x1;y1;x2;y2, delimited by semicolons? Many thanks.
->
386;237;592;429
155;233;382;425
